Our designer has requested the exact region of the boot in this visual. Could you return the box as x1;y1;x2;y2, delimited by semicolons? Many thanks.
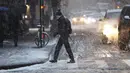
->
49;60;57;63
67;59;75;63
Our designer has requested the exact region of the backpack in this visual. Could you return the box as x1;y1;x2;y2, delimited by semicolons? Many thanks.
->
65;18;72;34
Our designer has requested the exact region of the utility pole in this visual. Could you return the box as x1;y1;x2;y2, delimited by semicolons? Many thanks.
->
39;0;44;48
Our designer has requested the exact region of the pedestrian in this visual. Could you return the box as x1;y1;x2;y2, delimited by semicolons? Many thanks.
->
0;8;9;48
0;11;5;47
49;9;75;63
8;5;22;47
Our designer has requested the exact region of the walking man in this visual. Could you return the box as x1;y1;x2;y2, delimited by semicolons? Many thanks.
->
50;9;75;63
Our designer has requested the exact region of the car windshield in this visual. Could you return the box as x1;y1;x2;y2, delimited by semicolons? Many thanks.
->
106;12;121;19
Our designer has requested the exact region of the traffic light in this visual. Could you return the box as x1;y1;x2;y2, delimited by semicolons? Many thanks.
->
41;5;46;9
116;0;121;9
40;0;46;9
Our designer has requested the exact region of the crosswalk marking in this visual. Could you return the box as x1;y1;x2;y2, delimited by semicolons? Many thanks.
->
95;60;108;68
122;59;130;66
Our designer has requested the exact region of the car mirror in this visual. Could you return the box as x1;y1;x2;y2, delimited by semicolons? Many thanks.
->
124;15;130;20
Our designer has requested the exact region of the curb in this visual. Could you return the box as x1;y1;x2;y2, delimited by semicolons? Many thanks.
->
0;59;48;70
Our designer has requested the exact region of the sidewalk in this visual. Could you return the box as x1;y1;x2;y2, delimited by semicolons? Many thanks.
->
0;37;56;70
0;27;79;70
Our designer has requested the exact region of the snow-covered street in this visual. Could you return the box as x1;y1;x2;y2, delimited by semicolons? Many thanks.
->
1;0;130;72
0;24;130;73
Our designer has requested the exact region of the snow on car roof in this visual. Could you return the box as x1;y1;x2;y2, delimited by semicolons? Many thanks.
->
107;9;122;13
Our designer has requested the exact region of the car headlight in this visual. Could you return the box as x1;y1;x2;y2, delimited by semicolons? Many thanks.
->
87;17;96;23
84;19;87;23
103;26;113;35
87;18;92;23
91;18;96;23
104;24;113;29
80;17;84;22
103;24;118;35
72;18;77;22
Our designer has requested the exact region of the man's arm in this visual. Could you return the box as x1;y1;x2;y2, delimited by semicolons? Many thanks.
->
66;18;72;34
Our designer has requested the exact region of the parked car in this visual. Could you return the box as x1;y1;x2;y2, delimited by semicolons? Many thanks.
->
118;5;130;50
98;9;122;44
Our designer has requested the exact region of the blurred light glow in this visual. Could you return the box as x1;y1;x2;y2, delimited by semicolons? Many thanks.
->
83;15;86;17
26;5;30;15
80;17;84;21
103;24;118;41
84;19;87;24
26;5;30;9
72;18;77;22
117;6;120;9
25;15;28;18
87;17;96;24
91;18;96;23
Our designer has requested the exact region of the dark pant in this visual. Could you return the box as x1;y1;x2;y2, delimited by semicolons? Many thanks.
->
13;30;18;46
0;31;4;47
53;36;74;61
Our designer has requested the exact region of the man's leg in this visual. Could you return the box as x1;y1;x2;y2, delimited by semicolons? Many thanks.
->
50;37;63;63
0;38;4;48
14;35;18;47
0;32;4;48
63;37;75;63
13;31;18;47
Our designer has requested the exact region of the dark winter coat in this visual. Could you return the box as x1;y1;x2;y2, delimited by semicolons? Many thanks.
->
0;11;8;33
0;11;4;32
8;7;22;32
56;15;72;37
